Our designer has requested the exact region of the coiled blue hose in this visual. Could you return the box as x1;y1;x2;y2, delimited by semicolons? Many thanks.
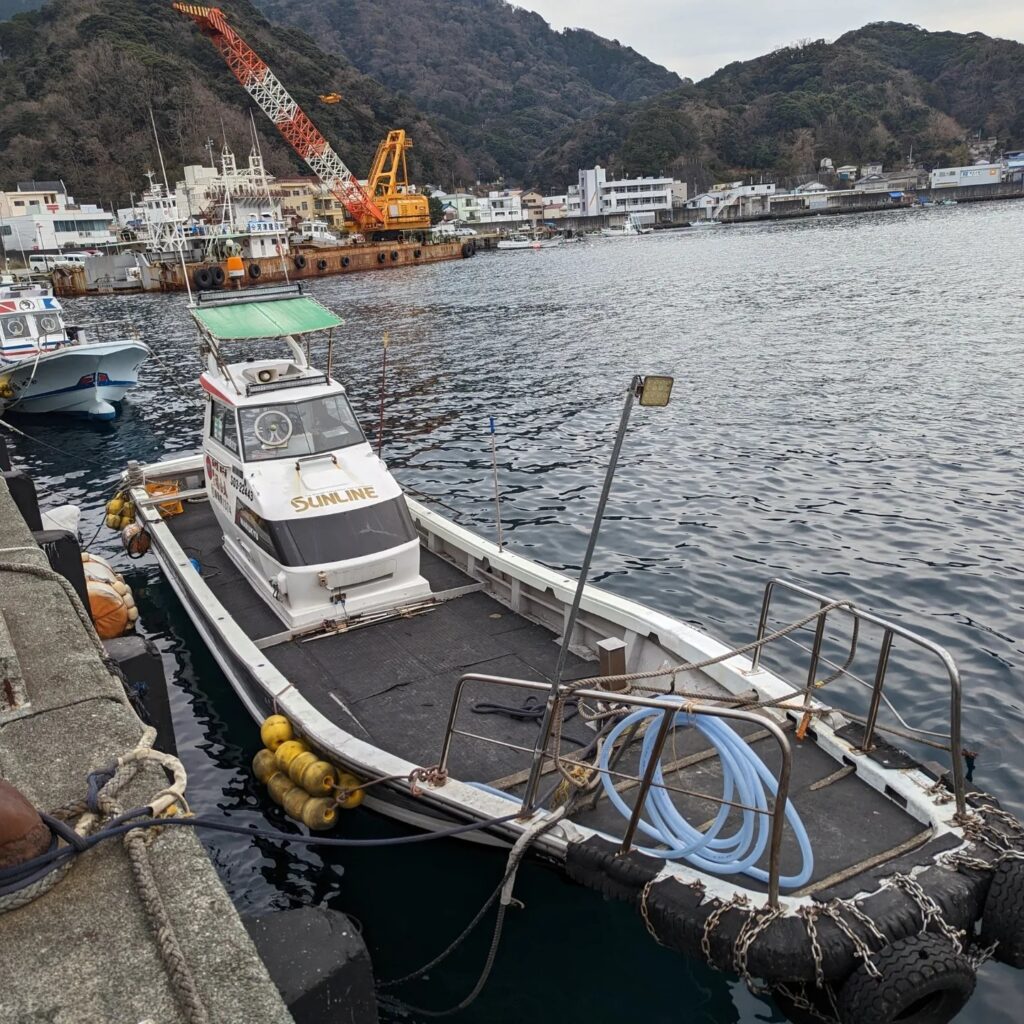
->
598;702;813;889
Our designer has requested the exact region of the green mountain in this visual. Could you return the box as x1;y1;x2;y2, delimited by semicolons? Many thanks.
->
251;0;683;181
529;23;1024;189
0;0;465;203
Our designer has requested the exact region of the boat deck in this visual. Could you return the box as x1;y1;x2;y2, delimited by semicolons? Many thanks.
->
167;499;951;896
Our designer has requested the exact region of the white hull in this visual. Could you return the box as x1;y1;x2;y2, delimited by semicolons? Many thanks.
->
497;238;563;250
1;341;150;419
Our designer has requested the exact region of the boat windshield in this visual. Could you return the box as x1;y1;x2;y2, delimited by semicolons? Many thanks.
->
238;393;364;463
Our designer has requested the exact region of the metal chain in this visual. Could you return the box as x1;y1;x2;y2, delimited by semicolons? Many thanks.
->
887;873;965;952
733;906;785;992
701;894;749;965
638;878;665;946
821;904;880;978
798;905;827;989
773;983;840;1024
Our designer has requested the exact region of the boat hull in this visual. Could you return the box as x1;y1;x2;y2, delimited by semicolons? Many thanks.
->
1;341;150;419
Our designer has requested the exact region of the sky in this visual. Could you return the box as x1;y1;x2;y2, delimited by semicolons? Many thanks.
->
515;2;1024;81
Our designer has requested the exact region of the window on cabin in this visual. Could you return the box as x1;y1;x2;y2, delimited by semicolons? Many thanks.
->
210;399;240;455
238;393;364;463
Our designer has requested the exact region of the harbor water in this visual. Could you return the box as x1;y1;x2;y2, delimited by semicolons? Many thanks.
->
9;202;1023;1022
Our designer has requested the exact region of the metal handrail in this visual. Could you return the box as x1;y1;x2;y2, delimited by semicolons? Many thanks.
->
751;577;966;818
440;672;795;907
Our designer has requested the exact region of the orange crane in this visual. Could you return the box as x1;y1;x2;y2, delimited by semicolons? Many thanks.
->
173;4;430;237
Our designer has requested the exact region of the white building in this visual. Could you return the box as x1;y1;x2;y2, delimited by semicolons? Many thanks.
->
431;191;482;222
929;163;1004;189
482;189;525;223
573;165;687;224
0;180;115;252
542;194;568;219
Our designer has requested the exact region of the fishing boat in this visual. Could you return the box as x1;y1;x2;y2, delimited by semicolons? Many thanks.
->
123;283;1024;1024
601;214;653;237
497;234;562;250
0;282;150;419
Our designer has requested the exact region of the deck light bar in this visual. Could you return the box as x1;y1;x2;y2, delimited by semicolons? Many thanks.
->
637;374;674;407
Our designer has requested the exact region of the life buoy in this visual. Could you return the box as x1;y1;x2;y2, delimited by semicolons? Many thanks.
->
211;265;225;287
317;258;328;271
341;256;350;268
413;248;422;258
390;250;399;261
377;252;387;263
248;263;262;279
194;267;213;289
294;254;307;269
837;934;975;1024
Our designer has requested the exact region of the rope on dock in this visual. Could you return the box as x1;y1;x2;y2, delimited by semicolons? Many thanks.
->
93;727;210;1024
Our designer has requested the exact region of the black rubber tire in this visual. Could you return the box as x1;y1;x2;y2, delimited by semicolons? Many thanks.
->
211;265;225;287
390;249;399;261
837;935;975;1024
294;254;307;269
341;256;350;268
194;267;213;290
413;248;421;258
317;258;328;271
248;263;261;279
461;242;472;258
981;857;1024;967
377;252;387;263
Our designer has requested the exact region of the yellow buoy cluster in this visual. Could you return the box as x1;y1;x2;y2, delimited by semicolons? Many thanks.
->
254;715;364;831
104;491;136;532
82;552;138;639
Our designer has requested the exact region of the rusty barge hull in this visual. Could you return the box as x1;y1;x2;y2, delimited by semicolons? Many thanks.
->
53;239;481;297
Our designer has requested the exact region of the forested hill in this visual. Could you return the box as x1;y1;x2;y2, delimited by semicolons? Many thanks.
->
0;0;467;202
251;0;684;180
529;22;1024;189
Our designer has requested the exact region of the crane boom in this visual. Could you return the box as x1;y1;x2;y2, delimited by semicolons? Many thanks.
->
173;4;386;228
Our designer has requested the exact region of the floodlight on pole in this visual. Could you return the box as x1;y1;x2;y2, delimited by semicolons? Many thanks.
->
521;372;674;812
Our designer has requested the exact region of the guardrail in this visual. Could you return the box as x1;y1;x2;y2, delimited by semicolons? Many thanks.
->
751;577;966;817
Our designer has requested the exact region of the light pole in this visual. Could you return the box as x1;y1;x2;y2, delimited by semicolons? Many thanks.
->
521;373;675;812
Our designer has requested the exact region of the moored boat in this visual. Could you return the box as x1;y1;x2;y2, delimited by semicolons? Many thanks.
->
0;282;150;419
122;283;1024;1024
497;233;563;250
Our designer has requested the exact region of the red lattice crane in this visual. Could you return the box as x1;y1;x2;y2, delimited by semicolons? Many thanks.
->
173;3;387;230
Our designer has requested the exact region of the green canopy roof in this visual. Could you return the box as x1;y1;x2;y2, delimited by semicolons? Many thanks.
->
191;296;342;340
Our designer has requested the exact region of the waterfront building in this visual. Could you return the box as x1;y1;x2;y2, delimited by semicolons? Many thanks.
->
483;188;525;222
836;165;859;183
854;168;924;192
683;182;774;221
542;194;568;219
574;165;687;225
432;191;483;223
0;181;115;252
521;190;545;224
929;163;1004;189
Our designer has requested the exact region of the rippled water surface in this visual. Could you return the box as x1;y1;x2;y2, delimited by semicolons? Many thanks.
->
9;203;1023;1022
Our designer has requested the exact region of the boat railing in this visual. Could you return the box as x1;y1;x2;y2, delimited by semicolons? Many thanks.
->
438;673;795;906
68;320;143;343
750;577;966;817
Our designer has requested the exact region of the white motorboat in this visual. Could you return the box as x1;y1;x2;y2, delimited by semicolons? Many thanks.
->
121;282;1023;1023
601;214;653;237
497;234;562;250
0;282;150;420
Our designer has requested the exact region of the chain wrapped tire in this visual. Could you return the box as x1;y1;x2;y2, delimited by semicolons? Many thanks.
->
837;934;975;1024
980;857;1024;967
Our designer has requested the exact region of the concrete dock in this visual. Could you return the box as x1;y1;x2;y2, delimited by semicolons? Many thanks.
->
0;476;295;1024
